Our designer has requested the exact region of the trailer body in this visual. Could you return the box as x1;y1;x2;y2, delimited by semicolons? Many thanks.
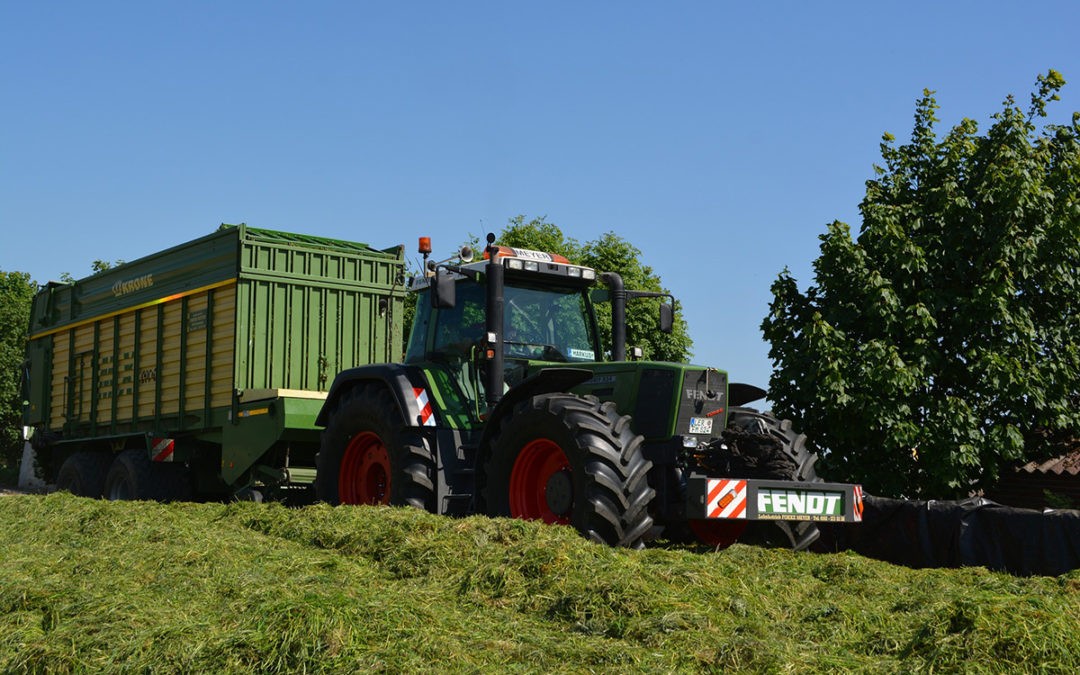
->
23;224;404;498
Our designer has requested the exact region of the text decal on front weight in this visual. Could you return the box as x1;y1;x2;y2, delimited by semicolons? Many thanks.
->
757;489;844;521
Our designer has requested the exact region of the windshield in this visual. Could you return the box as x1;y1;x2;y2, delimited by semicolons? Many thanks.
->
503;284;597;362
406;280;599;363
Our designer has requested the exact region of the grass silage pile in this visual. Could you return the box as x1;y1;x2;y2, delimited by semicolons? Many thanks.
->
1;493;1077;673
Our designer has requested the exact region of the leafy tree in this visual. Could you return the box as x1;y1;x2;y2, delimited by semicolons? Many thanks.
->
762;71;1080;498
5;258;123;476
0;271;37;476
497;216;693;362
59;259;123;283
498;216;581;260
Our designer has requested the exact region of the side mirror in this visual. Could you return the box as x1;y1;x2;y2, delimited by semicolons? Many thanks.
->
431;269;456;309
659;303;673;333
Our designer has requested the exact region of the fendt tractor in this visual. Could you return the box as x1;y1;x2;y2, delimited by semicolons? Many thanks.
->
22;225;862;550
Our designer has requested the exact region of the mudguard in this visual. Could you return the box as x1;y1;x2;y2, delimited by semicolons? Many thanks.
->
729;382;767;407
474;367;594;466
316;364;434;428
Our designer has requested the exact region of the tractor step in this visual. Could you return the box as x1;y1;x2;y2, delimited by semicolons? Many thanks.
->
440;493;473;516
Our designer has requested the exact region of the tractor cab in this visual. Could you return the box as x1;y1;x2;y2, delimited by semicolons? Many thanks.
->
405;235;617;418
407;251;601;362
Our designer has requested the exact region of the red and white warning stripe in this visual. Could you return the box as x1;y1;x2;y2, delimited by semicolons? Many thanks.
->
151;437;175;462
853;485;864;522
707;478;747;519
414;387;435;427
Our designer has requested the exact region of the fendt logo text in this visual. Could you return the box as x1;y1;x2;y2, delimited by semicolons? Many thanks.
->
758;490;843;516
685;389;716;401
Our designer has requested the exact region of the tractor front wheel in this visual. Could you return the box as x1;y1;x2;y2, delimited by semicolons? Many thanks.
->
481;393;655;548
688;519;748;549
316;384;436;510
724;407;823;551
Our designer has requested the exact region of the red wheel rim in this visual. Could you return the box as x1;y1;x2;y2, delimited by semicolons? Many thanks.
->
508;438;572;525
688;519;747;549
339;431;391;505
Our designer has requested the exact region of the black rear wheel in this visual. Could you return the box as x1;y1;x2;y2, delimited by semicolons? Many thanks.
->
104;450;160;501
481;393;655;548
56;451;111;498
316;384;436;510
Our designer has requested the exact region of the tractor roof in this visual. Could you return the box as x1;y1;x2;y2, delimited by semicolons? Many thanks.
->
410;244;598;291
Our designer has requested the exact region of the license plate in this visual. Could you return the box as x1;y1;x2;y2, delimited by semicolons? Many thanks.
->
688;416;713;435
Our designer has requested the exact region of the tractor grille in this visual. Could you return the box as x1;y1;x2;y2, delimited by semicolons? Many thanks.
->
675;368;728;440
632;369;676;438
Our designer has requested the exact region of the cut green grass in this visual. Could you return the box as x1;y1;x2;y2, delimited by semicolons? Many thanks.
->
1;493;1077;673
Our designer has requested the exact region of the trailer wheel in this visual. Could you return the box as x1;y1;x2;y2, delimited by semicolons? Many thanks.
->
481;393;655;549
104;449;162;501
56;451;112;498
316;384;436;510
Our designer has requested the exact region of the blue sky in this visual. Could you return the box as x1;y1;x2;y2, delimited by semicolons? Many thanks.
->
2;1;1077;393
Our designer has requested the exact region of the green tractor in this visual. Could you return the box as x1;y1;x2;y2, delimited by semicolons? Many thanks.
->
315;234;862;549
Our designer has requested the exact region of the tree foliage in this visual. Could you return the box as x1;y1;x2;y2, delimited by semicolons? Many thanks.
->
4;262;122;475
496;216;693;362
59;259;123;283
763;71;1080;498
0;271;37;474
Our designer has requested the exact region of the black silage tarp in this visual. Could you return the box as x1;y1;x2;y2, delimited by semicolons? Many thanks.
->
815;495;1080;576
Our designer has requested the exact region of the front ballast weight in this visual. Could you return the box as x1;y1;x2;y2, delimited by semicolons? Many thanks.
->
682;417;864;524
672;408;864;550
685;476;864;524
